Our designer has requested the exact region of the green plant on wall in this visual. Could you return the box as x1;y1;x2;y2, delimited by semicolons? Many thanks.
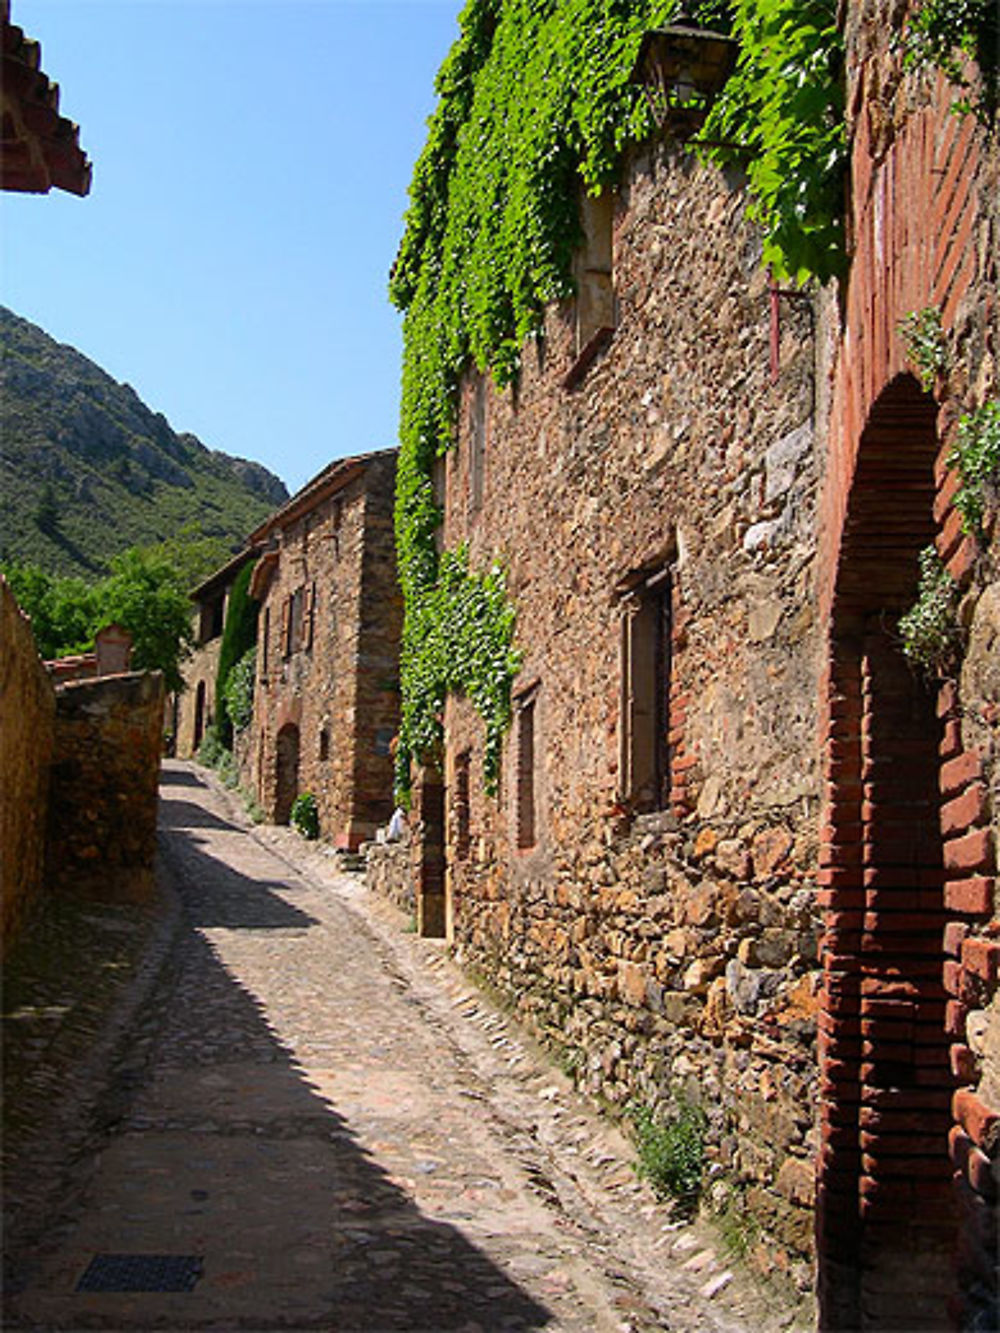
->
949;400;1000;536
223;646;257;733
630;1095;708;1210
899;545;963;675
903;0;998;122
391;0;850;800
215;561;258;748
699;0;846;285
899;306;948;391
290;792;320;841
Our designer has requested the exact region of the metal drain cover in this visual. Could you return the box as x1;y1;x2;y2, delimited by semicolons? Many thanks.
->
76;1254;203;1293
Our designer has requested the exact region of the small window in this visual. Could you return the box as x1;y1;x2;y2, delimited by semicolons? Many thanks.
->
286;587;305;656
454;750;471;860
304;581;316;651
620;566;672;811
565;190;616;388
515;692;537;850
319;727;329;761
261;606;270;675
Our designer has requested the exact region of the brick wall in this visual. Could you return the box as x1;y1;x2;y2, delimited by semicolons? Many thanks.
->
0;576;56;954
816;4;999;1325
47;671;165;901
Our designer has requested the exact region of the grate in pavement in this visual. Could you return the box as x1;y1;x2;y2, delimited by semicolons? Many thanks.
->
75;1254;203;1293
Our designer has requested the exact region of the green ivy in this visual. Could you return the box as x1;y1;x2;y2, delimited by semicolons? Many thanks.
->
899;545;962;674
949;400;1000;535
903;0;998;122
899;306;948;392
290;792;320;841
392;0;850;800
215;561;258;748
699;0;846;285
395;546;520;800
223;646;257;733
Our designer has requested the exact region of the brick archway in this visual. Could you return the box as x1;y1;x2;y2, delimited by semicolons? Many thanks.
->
817;375;956;1329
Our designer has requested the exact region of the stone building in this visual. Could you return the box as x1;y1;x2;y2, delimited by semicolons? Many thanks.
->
386;4;999;1327
247;449;401;849
175;548;257;758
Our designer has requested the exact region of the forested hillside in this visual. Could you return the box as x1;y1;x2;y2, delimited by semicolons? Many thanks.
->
0;307;288;577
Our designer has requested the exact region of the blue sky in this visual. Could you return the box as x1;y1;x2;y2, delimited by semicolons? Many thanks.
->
2;0;463;495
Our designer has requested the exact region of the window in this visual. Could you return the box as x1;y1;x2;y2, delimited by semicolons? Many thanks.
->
198;594;224;645
454;750;471;860
304;581;316;651
515;691;538;850
319;727;329;761
261;606;270;675
619;566;672;811
565;190;616;388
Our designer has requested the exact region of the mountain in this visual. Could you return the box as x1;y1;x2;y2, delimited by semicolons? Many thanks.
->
0;307;289;578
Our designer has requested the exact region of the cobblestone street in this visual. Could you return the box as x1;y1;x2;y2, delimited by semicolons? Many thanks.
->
3;761;802;1332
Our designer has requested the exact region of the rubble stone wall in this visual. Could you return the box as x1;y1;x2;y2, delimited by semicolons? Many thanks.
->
47;672;165;902
0;577;56;954
252;455;402;849
434;134;824;1291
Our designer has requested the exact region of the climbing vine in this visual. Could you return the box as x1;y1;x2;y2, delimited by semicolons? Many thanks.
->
391;0;850;797
903;0;998;122
949;400;1000;536
899;546;962;675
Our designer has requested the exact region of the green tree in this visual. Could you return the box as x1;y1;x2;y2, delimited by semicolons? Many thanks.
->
1;559;98;659
97;546;194;692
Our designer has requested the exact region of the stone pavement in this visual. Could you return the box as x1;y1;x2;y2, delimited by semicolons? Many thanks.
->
3;760;807;1331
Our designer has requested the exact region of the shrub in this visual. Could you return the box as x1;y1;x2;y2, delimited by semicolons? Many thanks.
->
899;306;947;391
223;647;256;733
630;1095;707;1210
899;546;962;675
949;399;1000;536
290;792;319;840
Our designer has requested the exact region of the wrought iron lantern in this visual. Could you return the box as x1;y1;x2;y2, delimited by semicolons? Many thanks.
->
630;11;738;119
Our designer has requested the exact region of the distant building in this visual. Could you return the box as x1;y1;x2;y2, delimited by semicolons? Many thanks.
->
247;450;401;849
175;549;258;757
45;623;132;684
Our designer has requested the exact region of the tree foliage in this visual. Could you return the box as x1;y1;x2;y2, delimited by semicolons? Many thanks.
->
2;542;196;691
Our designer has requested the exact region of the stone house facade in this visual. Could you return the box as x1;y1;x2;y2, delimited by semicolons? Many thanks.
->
388;6;999;1327
247;450;401;849
175;549;257;758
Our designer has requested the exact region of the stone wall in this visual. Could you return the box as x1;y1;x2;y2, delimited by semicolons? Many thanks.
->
425;131;824;1293
47;671;165;901
0;576;56;954
365;835;414;919
252;452;402;849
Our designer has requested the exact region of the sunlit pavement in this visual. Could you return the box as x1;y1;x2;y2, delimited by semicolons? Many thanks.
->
2;759;798;1332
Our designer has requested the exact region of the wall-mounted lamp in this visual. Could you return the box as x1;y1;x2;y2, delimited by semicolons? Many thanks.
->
630;11;738;122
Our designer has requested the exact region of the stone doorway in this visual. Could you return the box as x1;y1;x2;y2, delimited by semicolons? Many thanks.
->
415;766;446;938
817;375;955;1329
275;723;300;826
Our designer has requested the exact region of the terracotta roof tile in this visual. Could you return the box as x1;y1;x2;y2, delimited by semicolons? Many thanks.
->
2;0;91;196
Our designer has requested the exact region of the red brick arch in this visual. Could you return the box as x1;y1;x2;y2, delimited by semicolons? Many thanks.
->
816;67;996;1330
